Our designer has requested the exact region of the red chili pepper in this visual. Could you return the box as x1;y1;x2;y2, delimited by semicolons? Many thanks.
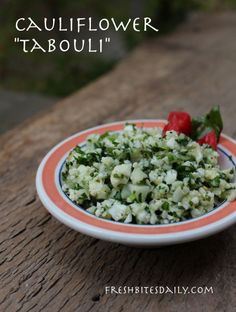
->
197;130;217;150
163;111;192;136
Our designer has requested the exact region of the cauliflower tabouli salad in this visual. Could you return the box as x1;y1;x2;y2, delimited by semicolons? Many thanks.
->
61;107;236;225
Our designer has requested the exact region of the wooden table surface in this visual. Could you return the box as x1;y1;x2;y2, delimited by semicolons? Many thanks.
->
1;12;236;312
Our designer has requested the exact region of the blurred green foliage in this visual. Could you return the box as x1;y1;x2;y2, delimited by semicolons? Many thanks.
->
0;0;235;97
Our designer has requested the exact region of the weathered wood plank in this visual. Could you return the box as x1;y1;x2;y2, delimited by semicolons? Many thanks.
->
1;12;236;312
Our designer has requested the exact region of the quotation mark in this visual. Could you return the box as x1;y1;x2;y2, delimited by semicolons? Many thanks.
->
14;37;20;42
105;37;110;43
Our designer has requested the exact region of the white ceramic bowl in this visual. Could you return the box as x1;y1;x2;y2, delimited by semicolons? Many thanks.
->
36;120;236;247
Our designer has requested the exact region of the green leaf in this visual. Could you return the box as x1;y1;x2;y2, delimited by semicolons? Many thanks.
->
205;106;223;138
191;106;223;141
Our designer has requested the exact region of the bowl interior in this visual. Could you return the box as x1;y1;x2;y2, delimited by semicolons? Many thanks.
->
58;141;236;226
219;148;236;182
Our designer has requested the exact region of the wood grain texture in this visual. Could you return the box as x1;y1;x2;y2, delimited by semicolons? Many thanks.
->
1;12;236;312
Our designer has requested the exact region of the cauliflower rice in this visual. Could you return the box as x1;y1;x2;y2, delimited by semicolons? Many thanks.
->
61;125;236;225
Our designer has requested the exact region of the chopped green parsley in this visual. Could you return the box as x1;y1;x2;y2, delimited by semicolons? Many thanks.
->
62;125;236;224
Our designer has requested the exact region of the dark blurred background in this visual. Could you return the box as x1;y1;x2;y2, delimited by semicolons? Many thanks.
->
0;0;236;133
